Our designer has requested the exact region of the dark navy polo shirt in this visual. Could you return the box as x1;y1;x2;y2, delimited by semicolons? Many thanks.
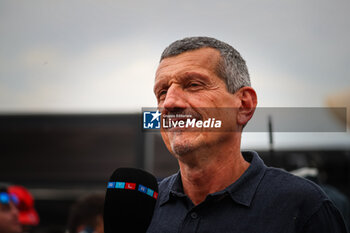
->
146;151;347;233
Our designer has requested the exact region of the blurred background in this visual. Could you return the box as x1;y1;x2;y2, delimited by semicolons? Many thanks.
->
1;0;349;232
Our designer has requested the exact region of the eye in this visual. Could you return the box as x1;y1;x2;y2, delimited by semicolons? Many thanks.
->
186;82;202;89
157;90;167;101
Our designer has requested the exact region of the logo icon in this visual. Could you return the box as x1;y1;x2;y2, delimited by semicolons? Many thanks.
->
107;182;115;188
146;189;154;197
143;110;161;129
153;192;158;199
115;182;125;189
125;182;136;190
138;184;147;193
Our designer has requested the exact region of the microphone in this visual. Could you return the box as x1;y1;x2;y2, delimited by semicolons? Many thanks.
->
103;168;158;233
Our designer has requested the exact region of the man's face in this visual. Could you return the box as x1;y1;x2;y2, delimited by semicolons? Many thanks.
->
0;195;22;233
154;48;240;157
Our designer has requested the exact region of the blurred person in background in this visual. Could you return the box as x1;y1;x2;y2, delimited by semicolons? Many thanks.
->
8;185;40;233
67;193;104;233
0;183;22;233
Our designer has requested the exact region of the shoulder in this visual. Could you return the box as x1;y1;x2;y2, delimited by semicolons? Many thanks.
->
258;166;333;228
261;166;329;206
244;151;326;201
264;166;327;200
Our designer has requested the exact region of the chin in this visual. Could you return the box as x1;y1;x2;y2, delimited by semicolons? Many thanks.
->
171;143;195;156
169;133;203;156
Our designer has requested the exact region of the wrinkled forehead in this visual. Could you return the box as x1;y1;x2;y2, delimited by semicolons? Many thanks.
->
155;47;221;81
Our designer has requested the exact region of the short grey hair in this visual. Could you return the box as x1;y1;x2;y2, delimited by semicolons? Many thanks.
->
160;37;251;93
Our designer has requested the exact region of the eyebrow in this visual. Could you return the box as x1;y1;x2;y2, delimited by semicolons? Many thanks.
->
153;82;167;95
153;77;168;94
182;72;211;82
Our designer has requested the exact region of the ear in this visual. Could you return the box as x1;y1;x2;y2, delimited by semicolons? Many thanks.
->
236;87;257;127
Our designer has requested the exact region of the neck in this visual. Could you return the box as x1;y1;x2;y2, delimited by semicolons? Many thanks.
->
177;135;250;205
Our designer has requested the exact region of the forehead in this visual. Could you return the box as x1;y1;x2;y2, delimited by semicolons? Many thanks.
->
155;47;221;80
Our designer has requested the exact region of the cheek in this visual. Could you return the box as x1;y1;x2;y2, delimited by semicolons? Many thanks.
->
188;91;230;108
160;131;171;148
192;93;216;105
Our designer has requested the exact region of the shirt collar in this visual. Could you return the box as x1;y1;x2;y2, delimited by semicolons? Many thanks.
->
222;151;266;206
159;151;266;207
158;170;184;206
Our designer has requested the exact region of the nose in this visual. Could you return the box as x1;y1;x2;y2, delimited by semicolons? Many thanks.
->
162;85;188;112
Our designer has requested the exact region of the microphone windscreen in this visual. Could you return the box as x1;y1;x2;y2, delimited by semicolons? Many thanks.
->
104;168;158;233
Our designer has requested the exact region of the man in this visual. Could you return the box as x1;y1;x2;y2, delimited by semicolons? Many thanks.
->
0;184;22;233
146;37;347;233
